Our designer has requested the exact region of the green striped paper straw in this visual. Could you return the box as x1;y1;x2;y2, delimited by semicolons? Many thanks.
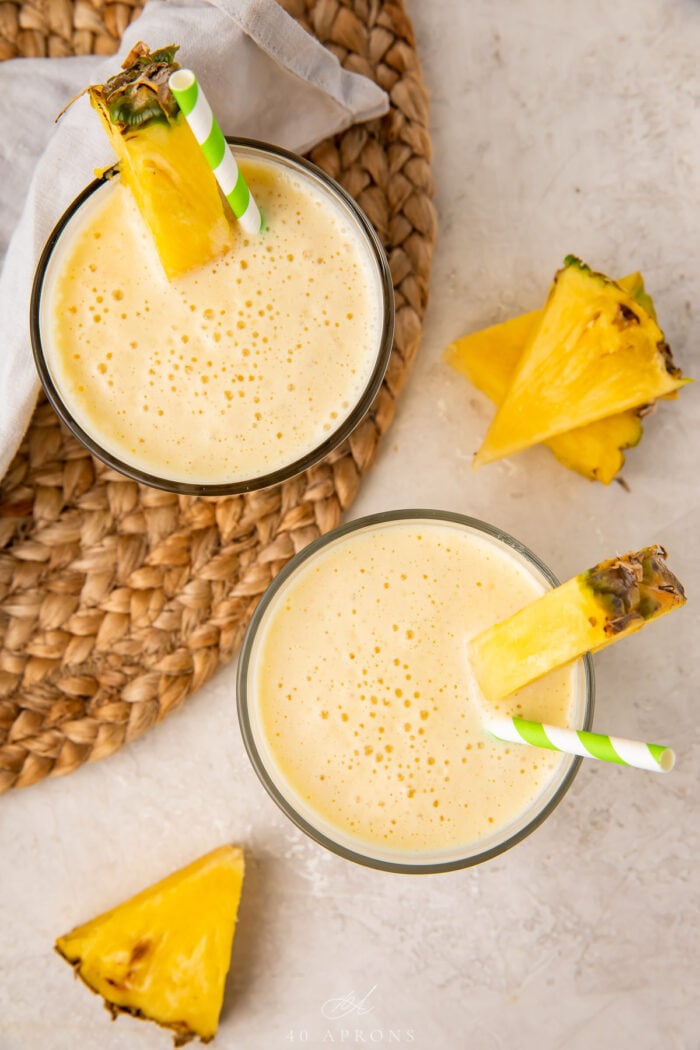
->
168;69;263;235
485;715;675;773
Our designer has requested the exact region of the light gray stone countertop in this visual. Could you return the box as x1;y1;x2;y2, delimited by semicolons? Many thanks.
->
1;2;698;1048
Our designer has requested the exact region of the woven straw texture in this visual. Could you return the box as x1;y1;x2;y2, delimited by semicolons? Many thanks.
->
0;0;436;793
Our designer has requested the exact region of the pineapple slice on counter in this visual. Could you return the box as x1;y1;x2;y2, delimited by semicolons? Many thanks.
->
471;257;689;469
445;272;649;483
55;845;245;1046
88;43;233;278
542;413;644;485
470;547;685;702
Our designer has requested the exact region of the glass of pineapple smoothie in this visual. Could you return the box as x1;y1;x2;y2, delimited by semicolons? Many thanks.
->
31;140;394;495
237;510;594;874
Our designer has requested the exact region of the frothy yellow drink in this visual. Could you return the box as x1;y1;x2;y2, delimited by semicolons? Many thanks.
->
241;515;586;869
40;148;386;487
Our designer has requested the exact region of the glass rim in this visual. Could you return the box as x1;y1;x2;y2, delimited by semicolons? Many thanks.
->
237;509;595;875
30;137;395;496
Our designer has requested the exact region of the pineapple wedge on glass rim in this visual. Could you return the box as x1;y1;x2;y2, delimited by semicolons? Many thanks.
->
88;42;233;279
55;845;245;1046
469;546;686;703
473;257;690;468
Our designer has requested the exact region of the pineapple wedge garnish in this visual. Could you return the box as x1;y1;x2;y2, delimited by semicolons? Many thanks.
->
88;43;233;278
445;273;648;483
55;845;245;1046
470;546;685;702
472;257;689;468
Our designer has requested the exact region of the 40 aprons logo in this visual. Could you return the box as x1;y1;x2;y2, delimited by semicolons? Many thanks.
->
285;986;416;1044
322;986;378;1020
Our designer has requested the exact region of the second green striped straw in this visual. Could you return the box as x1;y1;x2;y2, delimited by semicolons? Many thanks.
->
169;68;263;235
485;714;675;773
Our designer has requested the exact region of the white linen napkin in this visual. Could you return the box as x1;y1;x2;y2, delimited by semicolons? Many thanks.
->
0;0;388;481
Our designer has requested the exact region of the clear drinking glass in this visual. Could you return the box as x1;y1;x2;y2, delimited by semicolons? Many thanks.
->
237;509;594;874
31;139;394;496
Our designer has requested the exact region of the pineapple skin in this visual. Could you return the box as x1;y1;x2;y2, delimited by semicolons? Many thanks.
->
470;546;685;702
55;845;245;1046
473;258;689;468
444;272;648;483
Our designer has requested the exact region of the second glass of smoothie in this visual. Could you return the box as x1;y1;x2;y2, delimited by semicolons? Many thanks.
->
238;510;594;874
32;140;394;495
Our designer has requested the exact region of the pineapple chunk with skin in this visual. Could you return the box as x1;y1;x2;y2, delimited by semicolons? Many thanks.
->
444;273;649;483
88;43;233;279
473;257;689;468
55;845;245;1046
545;413;643;484
469;546;685;703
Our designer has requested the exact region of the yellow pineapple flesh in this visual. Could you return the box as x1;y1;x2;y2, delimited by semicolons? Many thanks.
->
88;43;233;279
542;411;644;484
469;546;685;702
472;257;689;468
444;272;649;483
55;845;245;1046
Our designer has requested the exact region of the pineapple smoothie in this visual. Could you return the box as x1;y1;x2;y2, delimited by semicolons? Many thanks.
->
238;512;590;872
35;144;391;491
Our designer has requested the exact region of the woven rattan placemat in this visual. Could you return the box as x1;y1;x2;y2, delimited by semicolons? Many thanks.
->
0;0;436;793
